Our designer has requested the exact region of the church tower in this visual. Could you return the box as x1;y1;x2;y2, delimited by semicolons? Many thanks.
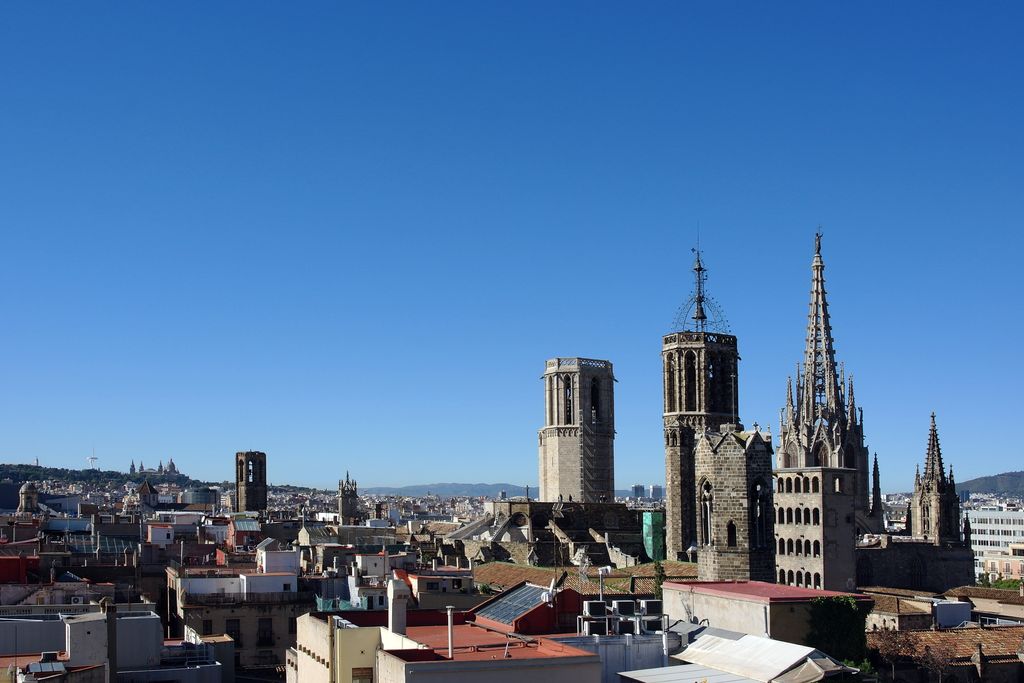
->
339;471;361;525
775;234;879;590
538;357;615;503
664;250;740;560
236;450;268;513
910;414;962;545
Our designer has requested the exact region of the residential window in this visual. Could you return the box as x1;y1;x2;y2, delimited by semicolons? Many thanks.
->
257;618;274;647
202;619;213;636
225;618;241;646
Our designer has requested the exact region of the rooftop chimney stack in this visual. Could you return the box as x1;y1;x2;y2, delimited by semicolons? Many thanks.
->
387;572;410;636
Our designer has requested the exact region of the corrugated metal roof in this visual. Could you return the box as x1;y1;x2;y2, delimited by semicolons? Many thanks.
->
620;663;759;683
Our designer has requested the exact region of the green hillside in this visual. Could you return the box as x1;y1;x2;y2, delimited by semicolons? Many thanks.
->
958;471;1024;496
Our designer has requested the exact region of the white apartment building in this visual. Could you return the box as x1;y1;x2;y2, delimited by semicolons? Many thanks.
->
966;507;1024;578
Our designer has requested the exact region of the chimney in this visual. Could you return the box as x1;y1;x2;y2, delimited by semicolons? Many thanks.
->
446;606;454;659
432;558;438;571
101;598;118;683
387;573;409;636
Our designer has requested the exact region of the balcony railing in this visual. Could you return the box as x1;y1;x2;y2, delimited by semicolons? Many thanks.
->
181;591;314;607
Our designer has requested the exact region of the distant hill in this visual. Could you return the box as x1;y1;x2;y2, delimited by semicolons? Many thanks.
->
361;482;637;498
958;471;1024;497
0;463;205;490
361;483;530;498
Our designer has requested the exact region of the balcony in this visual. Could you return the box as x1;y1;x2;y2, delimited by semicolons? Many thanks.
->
181;591;314;607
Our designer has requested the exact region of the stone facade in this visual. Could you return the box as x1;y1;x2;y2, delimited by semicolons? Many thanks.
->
664;252;741;561
855;536;975;593
338;471;361;525
910;413;962;544
695;425;775;581
538;358;615;504
235;450;268;513
775;235;882;590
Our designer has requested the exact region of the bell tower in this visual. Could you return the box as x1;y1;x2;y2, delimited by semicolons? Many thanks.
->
664;250;740;560
236;450;268;513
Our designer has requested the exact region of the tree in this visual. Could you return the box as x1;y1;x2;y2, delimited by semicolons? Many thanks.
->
654;561;666;600
806;596;869;662
916;641;956;683
872;628;915;681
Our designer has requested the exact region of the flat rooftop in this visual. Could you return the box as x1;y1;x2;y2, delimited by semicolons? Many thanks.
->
392;624;594;662
664;580;871;604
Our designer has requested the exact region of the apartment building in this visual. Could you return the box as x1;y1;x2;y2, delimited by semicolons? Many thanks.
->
966;507;1024;578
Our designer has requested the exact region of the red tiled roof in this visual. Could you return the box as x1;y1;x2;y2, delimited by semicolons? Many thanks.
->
868;625;1024;660
396;624;594;662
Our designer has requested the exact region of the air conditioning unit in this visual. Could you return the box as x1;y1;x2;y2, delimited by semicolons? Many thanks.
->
583;600;606;617
640;599;662;616
69;596;85;605
640;617;663;634
582;620;607;636
612;600;636;616
616;619;636;635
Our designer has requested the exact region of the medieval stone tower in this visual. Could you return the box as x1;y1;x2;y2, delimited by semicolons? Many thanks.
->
664;251;740;560
538;357;615;504
339;471;361;525
236;450;268;513
17;482;40;515
695;425;776;581
910;414;962;545
775;234;882;590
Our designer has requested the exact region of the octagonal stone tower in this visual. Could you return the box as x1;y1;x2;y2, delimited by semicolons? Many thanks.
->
538;357;615;504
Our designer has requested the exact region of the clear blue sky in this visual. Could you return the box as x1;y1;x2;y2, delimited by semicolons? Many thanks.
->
1;3;1021;491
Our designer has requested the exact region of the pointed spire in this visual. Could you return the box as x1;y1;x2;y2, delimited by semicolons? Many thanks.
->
924;412;946;483
691;249;707;331
871;452;883;516
800;231;843;424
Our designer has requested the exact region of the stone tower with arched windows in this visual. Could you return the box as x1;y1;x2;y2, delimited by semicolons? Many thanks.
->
538;357;615;504
774;234;881;590
664;251;741;560
695;424;776;581
236;450;268;513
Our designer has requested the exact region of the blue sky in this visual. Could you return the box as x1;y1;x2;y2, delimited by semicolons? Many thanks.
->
1;3;1021;491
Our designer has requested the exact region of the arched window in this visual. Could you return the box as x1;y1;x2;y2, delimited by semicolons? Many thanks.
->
794;539;801;555
795;572;803;587
777;478;784;493
727;521;737;548
803;508;811;525
777;507;785;524
751;482;770;548
787;570;794;585
666;355;676;413
811;442;824;467
785;478;793;493
811;477;820;493
563;375;574;424
794;508;801;525
804;572;812;587
779;569;786;584
778;538;785;555
786;539;794;555
701;482;713;546
813;573;821;589
834;476;842;493
684;352;697;412
813;540;821;557
786;508;793;524
795;477;802;493
590;378;601;424
803;476;810;492
804;540;812;556
813;508;820;526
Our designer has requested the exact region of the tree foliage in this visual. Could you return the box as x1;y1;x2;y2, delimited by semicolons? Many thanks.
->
806;596;868;663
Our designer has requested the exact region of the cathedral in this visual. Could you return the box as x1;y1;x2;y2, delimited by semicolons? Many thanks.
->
664;234;973;591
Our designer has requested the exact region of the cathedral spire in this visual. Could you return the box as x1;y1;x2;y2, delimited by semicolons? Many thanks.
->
801;232;843;424
924;412;946;483
871;452;883;516
692;250;707;331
